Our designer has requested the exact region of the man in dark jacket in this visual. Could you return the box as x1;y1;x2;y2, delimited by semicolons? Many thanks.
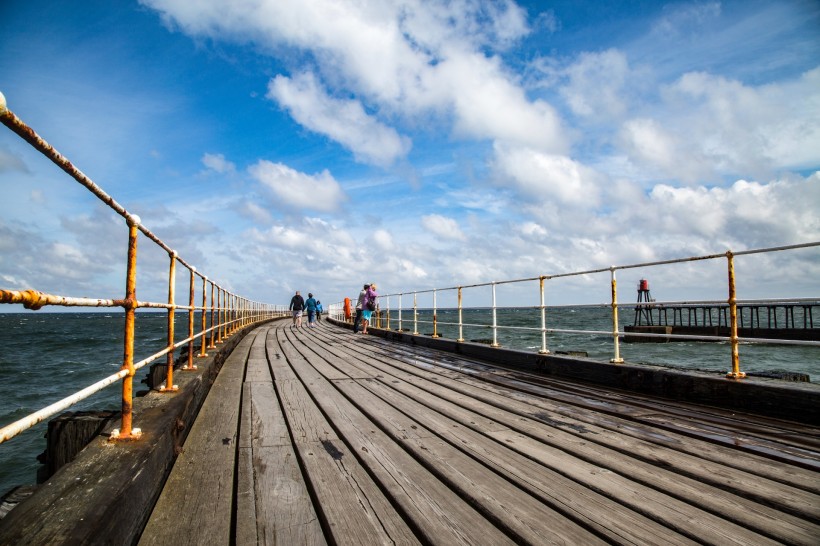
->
353;284;369;334
289;290;305;328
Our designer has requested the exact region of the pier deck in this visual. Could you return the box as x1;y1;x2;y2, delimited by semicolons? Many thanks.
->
139;320;819;545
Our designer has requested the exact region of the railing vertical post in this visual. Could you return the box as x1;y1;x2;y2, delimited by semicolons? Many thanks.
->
184;267;196;370
398;293;403;332
539;276;549;355
413;292;418;335
726;251;746;379
491;282;499;348
610;267;624;363
112;214;142;440
432;289;440;338
457;287;464;343
160;252;178;392
200;276;209;356
217;287;224;343
385;297;390;330
208;281;216;349
228;292;234;336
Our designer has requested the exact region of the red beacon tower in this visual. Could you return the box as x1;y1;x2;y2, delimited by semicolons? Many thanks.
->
635;279;655;325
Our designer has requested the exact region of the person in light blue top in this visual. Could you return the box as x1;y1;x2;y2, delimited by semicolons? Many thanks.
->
316;300;323;322
305;293;318;328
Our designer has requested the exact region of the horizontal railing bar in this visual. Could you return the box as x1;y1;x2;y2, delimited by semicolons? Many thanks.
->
379;242;820;299
0;369;128;443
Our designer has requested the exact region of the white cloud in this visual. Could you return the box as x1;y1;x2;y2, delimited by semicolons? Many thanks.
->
557;49;632;120
268;72;412;167
371;229;394;251
421;214;467;241
446;53;566;152
249;160;346;212
490;143;602;207
201;153;236;174
143;0;571;157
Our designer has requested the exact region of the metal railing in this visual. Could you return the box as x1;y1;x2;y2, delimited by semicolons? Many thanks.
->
0;91;285;445
331;243;820;379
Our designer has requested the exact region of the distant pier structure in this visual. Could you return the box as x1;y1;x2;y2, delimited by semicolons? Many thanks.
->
626;279;818;342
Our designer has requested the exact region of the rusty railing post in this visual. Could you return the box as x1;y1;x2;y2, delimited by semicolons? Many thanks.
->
726;251;746;379
539;276;550;354
217;287;224;343
199;276;209;357
184;266;197;370
111;214;142;441
160;251;179;392
457;287;464;342
610;267;624;363
432;289;440;338
491;282;499;348
208;281;217;349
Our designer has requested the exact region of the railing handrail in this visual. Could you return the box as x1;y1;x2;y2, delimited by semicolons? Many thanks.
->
0;91;284;445
330;243;819;377
374;243;820;299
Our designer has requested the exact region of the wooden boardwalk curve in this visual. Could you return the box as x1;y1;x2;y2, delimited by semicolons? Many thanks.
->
138;320;820;545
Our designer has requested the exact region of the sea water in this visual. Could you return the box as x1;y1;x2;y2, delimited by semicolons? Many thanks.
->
1;309;817;497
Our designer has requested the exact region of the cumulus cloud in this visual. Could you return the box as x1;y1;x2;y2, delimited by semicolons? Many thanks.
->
371;229;394;251
421;214;467;241
249;160;346;212
268;72;412;167
613;68;820;184
490;143;602;208
142;0;571;157
555;48;632;121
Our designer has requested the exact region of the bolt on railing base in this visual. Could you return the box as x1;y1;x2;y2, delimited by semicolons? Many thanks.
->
158;385;179;393
726;371;747;379
109;428;143;442
538;349;551;355
610;358;624;364
182;364;199;370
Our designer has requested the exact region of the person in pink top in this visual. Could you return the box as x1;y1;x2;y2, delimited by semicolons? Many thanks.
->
360;283;378;334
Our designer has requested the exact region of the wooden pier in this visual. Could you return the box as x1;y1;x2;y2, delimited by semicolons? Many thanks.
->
627;301;820;342
144;321;819;545
2;320;819;545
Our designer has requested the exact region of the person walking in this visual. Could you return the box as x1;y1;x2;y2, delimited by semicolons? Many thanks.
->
353;284;369;334
361;283;378;335
316;300;323;322
305;293;318;328
289;290;305;328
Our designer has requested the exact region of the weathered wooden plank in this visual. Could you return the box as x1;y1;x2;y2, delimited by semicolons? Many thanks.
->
138;331;257;545
274;361;420;544
236;328;325;545
236;443;258;546
253;445;327;546
282;337;609;546
276;375;421;544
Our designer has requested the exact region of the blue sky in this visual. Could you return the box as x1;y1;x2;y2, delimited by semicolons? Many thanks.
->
1;0;818;310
